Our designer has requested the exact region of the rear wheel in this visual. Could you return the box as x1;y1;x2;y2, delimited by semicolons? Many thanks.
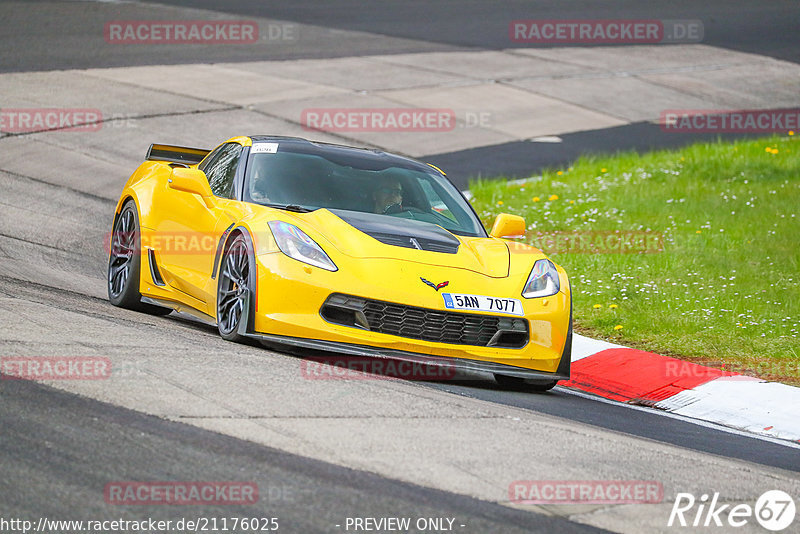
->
107;200;171;315
216;233;253;342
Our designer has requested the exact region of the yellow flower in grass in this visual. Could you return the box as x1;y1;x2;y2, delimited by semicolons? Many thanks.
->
497;200;504;206
549;194;559;201
614;325;623;331
609;304;618;309
557;171;563;175
771;148;779;154
696;230;702;234
532;197;540;202
601;168;607;173
789;131;795;136
569;200;575;204
593;304;602;309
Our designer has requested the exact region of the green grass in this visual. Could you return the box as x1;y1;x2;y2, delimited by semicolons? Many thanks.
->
469;135;800;384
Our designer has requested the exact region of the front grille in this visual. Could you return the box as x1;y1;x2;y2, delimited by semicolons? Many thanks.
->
320;294;528;348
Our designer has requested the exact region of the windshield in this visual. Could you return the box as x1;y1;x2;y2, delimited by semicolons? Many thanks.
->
244;148;486;237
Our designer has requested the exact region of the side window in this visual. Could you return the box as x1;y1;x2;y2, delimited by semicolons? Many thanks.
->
199;143;243;199
198;145;223;173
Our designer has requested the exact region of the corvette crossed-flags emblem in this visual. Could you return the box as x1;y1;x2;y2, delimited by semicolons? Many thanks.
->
420;277;449;291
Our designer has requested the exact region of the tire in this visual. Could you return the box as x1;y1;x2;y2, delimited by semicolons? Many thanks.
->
528;379;558;392
493;373;557;392
107;200;171;315
493;297;572;392
216;232;255;342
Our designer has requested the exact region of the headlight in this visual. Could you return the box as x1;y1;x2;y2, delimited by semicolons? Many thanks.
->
268;221;337;272
522;259;559;298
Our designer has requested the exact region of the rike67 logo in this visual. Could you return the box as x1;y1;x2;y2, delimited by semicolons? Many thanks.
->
668;490;795;531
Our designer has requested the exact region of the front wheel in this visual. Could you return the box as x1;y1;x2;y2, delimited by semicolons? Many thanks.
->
216;233;254;342
494;374;557;392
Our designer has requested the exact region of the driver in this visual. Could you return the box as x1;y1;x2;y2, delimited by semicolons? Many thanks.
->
249;161;271;203
372;177;403;214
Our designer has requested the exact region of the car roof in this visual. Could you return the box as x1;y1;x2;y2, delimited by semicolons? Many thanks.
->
246;135;437;174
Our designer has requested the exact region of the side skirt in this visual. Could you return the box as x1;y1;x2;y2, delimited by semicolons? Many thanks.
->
141;296;216;326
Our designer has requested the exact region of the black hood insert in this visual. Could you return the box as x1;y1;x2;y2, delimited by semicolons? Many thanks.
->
331;210;460;254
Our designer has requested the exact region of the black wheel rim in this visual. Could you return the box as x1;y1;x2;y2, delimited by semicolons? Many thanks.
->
108;209;135;298
217;237;250;334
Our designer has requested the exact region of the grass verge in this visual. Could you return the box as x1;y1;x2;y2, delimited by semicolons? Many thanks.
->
469;134;799;385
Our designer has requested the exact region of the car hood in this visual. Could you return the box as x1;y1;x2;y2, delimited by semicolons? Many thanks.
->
292;209;514;278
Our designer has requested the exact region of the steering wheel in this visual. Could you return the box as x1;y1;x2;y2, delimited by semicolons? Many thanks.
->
383;203;424;215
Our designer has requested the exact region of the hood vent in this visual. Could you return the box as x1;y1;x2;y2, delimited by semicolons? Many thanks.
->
331;210;460;254
368;232;459;254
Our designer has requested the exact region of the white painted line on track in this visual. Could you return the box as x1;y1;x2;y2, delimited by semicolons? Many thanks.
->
557;386;800;451
656;378;800;442
571;333;626;361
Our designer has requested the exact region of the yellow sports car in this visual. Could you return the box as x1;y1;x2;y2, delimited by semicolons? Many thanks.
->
108;136;572;390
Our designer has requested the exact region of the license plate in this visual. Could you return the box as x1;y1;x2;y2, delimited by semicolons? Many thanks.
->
442;293;523;316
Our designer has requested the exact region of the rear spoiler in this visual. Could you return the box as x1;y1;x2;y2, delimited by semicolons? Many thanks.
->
146;143;210;165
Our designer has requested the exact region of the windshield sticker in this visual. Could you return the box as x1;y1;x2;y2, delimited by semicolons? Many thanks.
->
251;142;279;154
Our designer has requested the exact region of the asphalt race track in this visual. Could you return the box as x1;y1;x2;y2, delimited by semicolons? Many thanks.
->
1;2;799;533
5;0;798;70
1;378;602;534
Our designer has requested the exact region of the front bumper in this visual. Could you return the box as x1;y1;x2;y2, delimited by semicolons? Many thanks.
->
249;252;572;375
243;329;570;382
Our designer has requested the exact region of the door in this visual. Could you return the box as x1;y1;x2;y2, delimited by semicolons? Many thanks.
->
150;142;244;306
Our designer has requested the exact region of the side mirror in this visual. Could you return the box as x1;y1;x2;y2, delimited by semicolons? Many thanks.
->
168;167;213;197
490;213;526;238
